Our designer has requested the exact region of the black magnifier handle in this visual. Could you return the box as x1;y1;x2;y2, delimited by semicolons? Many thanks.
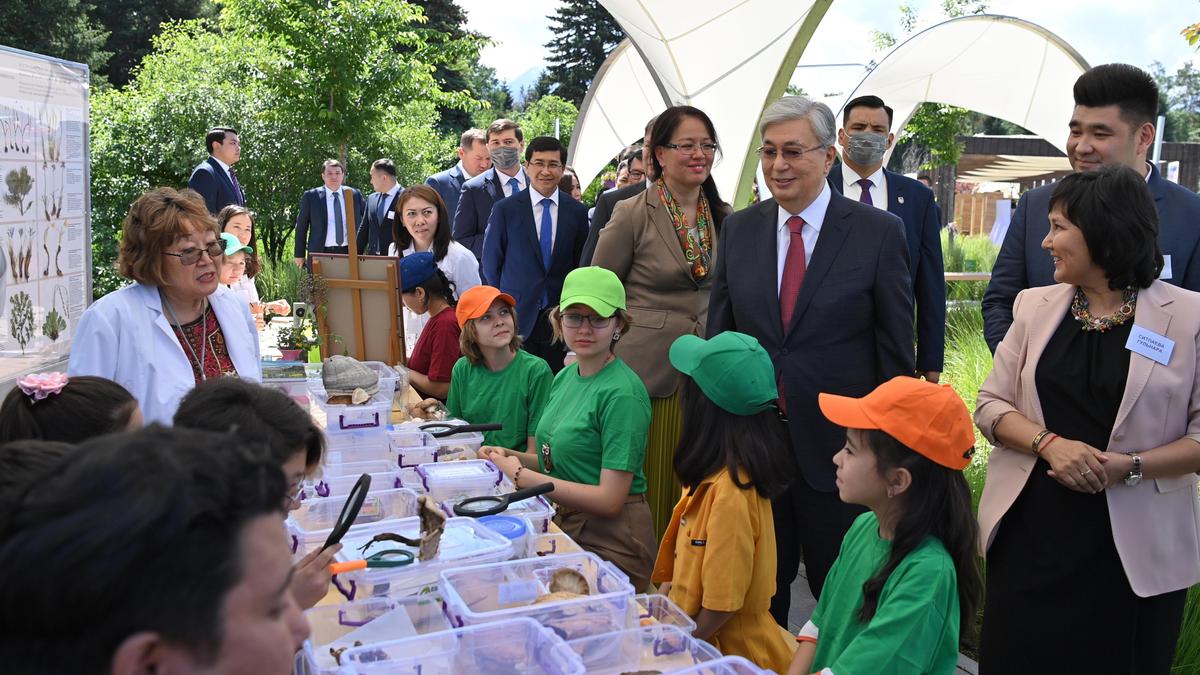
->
453;481;554;517
501;482;554;504
420;422;503;438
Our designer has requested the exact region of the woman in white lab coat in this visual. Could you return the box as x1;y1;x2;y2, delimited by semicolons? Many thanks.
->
69;188;260;424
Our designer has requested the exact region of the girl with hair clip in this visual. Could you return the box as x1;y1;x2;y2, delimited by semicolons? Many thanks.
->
400;252;461;400
788;376;982;675
0;373;142;444
440;285;552;451
651;331;796;672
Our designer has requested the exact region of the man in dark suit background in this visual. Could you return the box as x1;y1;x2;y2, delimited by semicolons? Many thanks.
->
707;96;914;625
187;127;245;214
293;159;366;266
828;95;945;382
426;128;491;219
983;63;1200;351
358;158;401;255
453;119;529;264
580;117;657;265
482;136;590;371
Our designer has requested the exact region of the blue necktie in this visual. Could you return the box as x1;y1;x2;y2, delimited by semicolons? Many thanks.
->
332;190;345;246
508;177;520;196
539;198;553;272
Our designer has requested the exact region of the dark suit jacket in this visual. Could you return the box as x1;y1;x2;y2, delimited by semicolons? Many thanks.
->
982;162;1200;351
453;168;528;262
357;188;400;255
294;186;366;258
829;164;945;372
426;163;468;222
188;157;244;215
707;194;915;490
580;182;648;265
481;189;590;338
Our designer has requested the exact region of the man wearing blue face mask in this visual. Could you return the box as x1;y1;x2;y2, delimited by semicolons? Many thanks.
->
828;95;945;383
453;119;530;269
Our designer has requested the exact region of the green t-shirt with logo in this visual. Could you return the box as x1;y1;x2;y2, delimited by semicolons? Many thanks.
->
811;511;961;675
533;358;650;494
445;350;553;451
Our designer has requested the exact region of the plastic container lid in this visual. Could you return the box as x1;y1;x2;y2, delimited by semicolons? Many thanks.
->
479;515;528;541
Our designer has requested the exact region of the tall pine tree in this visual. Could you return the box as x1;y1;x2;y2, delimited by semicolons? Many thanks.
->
538;0;624;107
412;0;482;134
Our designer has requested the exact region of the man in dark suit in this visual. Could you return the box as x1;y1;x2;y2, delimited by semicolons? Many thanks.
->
187;127;245;214
707;96;914;624
828;95;945;381
453;119;529;264
482;136;590;371
426;128;491;219
580;118;656;265
358;158;401;255
983;63;1200;351
293;159;366;267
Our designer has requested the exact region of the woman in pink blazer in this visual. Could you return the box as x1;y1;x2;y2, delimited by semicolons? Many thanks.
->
975;166;1200;674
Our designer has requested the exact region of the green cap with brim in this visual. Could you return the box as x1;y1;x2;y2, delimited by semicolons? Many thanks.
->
557;266;626;318
220;232;253;256
669;331;778;416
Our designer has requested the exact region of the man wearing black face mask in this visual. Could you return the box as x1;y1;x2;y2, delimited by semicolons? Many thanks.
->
453;119;530;269
828;95;945;383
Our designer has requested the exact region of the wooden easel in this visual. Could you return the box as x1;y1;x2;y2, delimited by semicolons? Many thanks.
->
311;187;405;364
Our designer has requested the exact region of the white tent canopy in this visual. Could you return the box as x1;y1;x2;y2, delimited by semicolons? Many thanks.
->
570;0;832;204
567;40;668;197
836;15;1090;157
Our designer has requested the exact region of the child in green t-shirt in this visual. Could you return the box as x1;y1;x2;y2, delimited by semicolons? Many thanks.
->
442;285;552;451
787;377;982;675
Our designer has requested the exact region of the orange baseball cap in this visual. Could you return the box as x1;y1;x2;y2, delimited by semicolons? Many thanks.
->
455;285;516;329
818;376;975;470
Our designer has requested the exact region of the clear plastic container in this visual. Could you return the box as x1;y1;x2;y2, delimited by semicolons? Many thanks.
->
429;431;485;461
299;594;451;673
307;360;402;401
477;515;531;559
319;460;397;479
670;655;771;674
325;515;514;600
394;444;446;468
335;617;584;674
415;460;502;502
633;593;698;633
387;423;433;449
566;624;722;674
301;470;405;501
289;488;418;536
324;439;393;464
317;393;393;441
261;376;313;409
439;493;554;535
533;533;583;558
439;552;636;641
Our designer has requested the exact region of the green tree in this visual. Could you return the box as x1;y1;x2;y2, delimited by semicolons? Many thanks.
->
514;95;579;147
1151;60;1200;142
91;0;218;87
89;2;475;298
409;0;487;134
466;62;514;127
0;0;110;77
538;0;624;107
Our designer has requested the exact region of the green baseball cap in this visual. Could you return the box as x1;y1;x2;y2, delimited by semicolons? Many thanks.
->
669;331;778;416
558;266;626;317
220;232;253;256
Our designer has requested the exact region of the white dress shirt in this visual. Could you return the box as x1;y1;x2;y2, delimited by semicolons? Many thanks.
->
380;183;401;216
842;164;888;209
530;188;559;250
323;186;348;248
776;181;832;293
499;168;528;198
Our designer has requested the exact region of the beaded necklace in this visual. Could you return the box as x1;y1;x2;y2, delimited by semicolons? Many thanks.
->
1070;286;1137;332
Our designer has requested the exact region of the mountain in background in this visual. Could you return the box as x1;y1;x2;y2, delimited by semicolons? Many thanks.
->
507;66;545;105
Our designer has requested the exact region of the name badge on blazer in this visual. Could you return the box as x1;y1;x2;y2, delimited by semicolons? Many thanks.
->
386;212;394;220
690;539;707;547
1126;324;1174;365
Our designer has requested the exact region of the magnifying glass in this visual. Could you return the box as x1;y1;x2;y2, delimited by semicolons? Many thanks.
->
321;473;372;551
453;482;554;517
329;548;415;575
419;422;503;438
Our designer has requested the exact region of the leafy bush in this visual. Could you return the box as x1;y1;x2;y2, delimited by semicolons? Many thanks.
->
254;256;304;305
942;232;1000;302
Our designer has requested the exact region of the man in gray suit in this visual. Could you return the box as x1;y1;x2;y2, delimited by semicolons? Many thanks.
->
707;96;914;625
425;128;491;220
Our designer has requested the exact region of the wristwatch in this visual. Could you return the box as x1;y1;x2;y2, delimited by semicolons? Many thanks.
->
1124;454;1143;487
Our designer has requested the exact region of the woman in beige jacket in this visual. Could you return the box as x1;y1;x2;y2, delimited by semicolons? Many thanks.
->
593;105;730;537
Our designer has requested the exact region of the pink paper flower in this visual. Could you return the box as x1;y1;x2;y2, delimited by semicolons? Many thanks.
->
17;372;69;401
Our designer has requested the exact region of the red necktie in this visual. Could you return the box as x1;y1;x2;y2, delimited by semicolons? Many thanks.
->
779;215;806;329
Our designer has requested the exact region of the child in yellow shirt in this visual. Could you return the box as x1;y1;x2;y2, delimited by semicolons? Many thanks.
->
651;331;796;672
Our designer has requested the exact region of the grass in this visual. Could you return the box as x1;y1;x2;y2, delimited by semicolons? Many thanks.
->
943;232;1000;302
938;260;1200;668
254;256;305;304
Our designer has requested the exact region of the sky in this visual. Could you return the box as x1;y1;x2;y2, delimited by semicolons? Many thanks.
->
458;0;1198;94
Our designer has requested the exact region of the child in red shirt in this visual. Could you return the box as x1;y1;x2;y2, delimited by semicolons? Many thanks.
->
400;252;461;400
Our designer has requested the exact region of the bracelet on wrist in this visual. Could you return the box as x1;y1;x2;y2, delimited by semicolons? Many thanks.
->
513;466;523;489
1031;429;1052;455
1036;433;1058;455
